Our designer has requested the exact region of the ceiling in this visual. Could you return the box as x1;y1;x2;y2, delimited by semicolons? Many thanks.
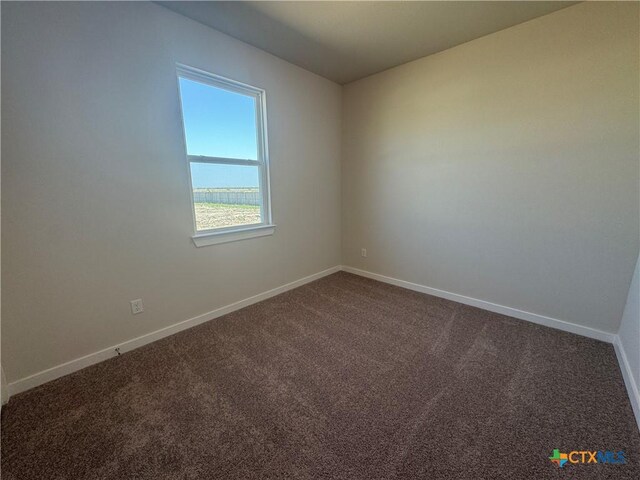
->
157;1;578;84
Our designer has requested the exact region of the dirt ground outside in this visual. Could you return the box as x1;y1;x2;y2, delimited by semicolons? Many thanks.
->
194;202;261;231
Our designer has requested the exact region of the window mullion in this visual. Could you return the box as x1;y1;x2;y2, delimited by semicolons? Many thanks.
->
187;155;261;167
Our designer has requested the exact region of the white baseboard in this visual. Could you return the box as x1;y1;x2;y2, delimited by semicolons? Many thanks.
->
613;336;640;431
7;265;342;397
6;264;625;407
343;265;639;431
341;266;616;344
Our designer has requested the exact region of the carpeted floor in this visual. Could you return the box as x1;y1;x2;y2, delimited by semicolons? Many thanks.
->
2;272;639;479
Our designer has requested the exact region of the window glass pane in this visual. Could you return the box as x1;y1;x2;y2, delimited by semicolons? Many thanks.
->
179;77;258;160
190;163;262;231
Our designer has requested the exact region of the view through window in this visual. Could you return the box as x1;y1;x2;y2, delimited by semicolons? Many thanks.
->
177;66;271;234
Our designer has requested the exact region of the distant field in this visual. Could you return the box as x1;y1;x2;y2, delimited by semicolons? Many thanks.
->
194;202;261;230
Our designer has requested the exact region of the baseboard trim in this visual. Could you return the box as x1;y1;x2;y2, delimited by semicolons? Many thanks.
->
613;336;640;431
342;266;637;429
341;266;616;344
6;264;622;399
8;265;342;397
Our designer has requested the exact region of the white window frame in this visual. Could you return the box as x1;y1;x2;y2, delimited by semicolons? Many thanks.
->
176;64;274;247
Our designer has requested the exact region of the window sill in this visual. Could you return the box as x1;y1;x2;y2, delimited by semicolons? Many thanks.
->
192;224;275;247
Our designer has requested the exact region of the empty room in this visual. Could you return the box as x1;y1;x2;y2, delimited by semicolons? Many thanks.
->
1;1;639;478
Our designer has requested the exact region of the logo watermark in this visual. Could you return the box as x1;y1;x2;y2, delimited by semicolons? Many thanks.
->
549;449;626;468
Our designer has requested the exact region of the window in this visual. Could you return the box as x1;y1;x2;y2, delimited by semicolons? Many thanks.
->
176;65;273;247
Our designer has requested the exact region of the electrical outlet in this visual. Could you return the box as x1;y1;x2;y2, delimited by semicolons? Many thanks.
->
130;299;144;315
361;248;367;258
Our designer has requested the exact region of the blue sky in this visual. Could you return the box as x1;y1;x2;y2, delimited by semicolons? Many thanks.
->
179;77;259;188
189;163;259;190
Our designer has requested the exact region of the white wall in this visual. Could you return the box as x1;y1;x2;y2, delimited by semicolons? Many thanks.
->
1;367;7;406
1;2;342;383
342;1;639;334
2;1;639;391
618;258;640;404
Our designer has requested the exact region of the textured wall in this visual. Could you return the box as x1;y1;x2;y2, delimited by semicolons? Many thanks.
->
619;256;639;389
342;2;639;333
1;1;342;382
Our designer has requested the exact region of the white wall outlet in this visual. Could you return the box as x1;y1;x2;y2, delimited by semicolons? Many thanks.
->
130;299;144;315
361;248;367;258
